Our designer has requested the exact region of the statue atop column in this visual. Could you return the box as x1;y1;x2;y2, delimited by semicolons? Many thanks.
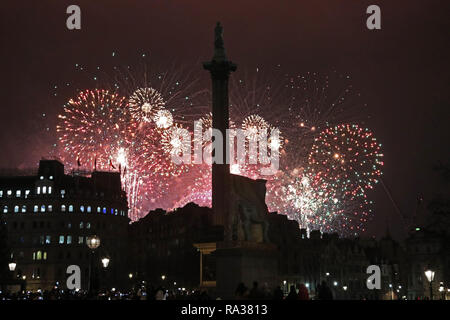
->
213;22;226;62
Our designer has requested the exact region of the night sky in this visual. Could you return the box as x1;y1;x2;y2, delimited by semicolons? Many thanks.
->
1;1;449;239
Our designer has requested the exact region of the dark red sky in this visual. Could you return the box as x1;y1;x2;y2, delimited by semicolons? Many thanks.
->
1;0;449;238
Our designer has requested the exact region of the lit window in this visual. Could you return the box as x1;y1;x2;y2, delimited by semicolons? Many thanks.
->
45;235;51;244
61;205;66;212
61;190;65;198
32;252;36;260
79;222;84;229
7;190;12;196
34;205;38;213
43;252;47;260
80;206;85;213
48;205;53;212
114;209;118;215
59;236;64;244
67;235;72;244
49;176;53;180
0;190;3;197
16;190;21;197
3;206;7;213
40;205;45;213
110;208;114;214
25;190;30;198
14;206;19;213
68;205;73;212
97;207;101;213
21;205;26;213
40;176;44;180
40;235;45;245
86;222;91;229
37;187;41;194
87;206;91;213
48;186;52;194
78;236;84;244
102;207;106;214
36;251;42;260
67;223;71;229
43;186;47;194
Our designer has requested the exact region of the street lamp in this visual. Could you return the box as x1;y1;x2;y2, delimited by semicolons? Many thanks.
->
439;282;444;300
424;269;435;300
86;235;101;296
86;235;101;250
101;257;110;268
8;262;16;272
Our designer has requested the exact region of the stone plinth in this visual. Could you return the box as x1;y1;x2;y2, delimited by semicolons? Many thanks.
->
215;241;278;299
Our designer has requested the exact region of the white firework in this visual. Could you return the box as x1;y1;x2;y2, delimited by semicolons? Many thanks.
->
154;109;174;129
129;87;165;122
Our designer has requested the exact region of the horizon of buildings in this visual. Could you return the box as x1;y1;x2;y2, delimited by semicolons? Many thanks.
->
0;159;448;300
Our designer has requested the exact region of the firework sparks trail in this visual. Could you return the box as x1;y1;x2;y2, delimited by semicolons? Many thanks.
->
53;62;383;233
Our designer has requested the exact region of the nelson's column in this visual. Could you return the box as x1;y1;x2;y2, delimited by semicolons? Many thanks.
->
199;23;277;299
203;22;236;238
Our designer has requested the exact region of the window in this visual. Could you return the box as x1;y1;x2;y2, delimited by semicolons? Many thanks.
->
87;206;91;213
43;252;47;260
114;209;118;215
60;189;65;198
14;206;19;213
102;207;106;214
67;235;72;244
37;187;41;194
78;236;84;244
68;205;73;212
2;206;7;213
40;205;46;213
36;251;42;260
40;176;44;180
61;205;66;212
0;190;3;197
97;206;101;213
79;222;84;229
110;208;114;214
48;205;53;212
21;205;26;213
49;175;53;180
25;190;30;198
86;222;91;229
32;252;36;260
67;223;72;229
16;190;21;197
34;205;38;213
45;235;51;244
40;235;45;245
80;205;85;213
48;186;52;194
42;186;47;194
7;190;12;196
59;235;65;244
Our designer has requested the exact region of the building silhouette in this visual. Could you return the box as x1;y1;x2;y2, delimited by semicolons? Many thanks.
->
0;159;129;291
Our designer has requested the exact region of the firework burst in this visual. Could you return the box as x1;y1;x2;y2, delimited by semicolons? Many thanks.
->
56;89;130;170
308;123;383;198
128;87;165;122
